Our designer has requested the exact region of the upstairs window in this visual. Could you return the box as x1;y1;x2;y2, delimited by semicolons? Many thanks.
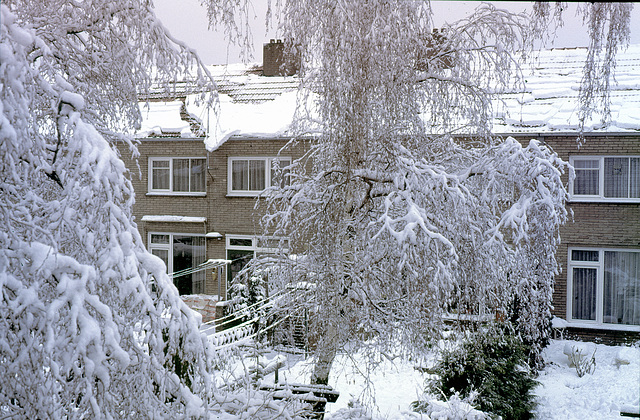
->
570;156;640;202
228;157;291;196
149;157;206;194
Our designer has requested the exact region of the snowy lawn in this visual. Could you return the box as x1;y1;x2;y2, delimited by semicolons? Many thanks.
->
257;339;640;419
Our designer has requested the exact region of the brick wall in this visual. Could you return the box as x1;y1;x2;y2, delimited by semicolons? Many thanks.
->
181;294;219;323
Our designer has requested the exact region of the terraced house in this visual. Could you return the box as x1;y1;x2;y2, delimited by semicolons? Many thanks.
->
120;43;640;342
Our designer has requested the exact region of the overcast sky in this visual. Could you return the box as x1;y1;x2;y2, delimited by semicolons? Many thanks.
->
152;1;640;66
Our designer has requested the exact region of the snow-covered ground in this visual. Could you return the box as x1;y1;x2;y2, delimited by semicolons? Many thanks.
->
257;339;640;419
534;340;640;420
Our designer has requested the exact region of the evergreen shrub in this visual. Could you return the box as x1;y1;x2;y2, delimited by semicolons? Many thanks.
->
425;327;539;420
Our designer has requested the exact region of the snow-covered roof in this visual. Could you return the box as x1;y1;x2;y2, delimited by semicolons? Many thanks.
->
493;44;640;134
209;64;299;103
138;63;301;148
137;45;640;146
138;101;194;138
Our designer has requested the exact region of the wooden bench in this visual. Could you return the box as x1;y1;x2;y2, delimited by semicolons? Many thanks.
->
259;382;340;419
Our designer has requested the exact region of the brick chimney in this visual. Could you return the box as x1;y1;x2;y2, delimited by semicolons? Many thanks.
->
263;39;299;77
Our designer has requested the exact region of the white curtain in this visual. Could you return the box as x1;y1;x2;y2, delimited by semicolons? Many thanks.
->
630;158;640;198
573;159;599;195
572;267;597;320
604;251;640;325
190;159;206;192
249;159;266;190
152;160;170;190
232;160;249;190
604;157;629;198
172;158;190;192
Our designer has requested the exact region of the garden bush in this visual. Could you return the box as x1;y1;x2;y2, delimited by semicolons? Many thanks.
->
424;327;539;420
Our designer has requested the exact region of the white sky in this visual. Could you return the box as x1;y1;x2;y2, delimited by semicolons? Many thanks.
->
153;1;640;66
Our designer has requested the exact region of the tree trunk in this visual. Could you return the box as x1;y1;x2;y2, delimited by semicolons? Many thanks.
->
310;323;338;385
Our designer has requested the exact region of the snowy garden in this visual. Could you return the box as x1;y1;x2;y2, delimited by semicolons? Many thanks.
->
205;332;640;419
269;338;640;419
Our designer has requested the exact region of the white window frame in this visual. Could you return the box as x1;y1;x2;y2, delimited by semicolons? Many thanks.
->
227;156;291;197
148;157;207;196
569;156;640;203
226;235;257;253
567;247;640;331
148;232;207;294
226;235;290;255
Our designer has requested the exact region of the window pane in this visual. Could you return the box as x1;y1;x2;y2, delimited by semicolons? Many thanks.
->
249;160;266;191
604;158;629;198
230;238;253;247
173;159;190;192
150;234;170;244
574;160;599;169
172;235;205;295
257;237;281;249
232;160;249;191
572;267;597;321
192;236;206;294
271;158;291;188
227;249;255;283
630;158;640;198
604;251;640;325
573;159;599;195
152;160;170;190
151;248;169;272
190;159;206;192
571;250;599;262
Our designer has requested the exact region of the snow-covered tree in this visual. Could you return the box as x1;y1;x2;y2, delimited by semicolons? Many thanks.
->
227;0;633;383
0;3;218;416
0;1;302;418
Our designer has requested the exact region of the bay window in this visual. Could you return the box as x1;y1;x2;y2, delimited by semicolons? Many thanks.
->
568;248;640;327
228;157;291;196
149;157;206;194
570;156;640;201
149;233;206;295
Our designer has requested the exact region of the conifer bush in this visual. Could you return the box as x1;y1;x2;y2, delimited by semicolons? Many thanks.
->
426;326;539;420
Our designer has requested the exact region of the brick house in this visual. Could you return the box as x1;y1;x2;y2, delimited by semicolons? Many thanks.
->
122;44;640;340
119;42;305;302
493;46;640;342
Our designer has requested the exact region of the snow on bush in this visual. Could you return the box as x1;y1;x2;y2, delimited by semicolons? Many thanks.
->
422;394;489;420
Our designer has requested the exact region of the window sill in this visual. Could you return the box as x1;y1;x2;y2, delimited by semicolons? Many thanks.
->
563;321;640;332
226;192;261;198
569;196;640;204
146;192;207;197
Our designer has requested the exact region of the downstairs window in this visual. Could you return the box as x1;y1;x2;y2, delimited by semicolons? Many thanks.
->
568;248;640;327
149;233;206;295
